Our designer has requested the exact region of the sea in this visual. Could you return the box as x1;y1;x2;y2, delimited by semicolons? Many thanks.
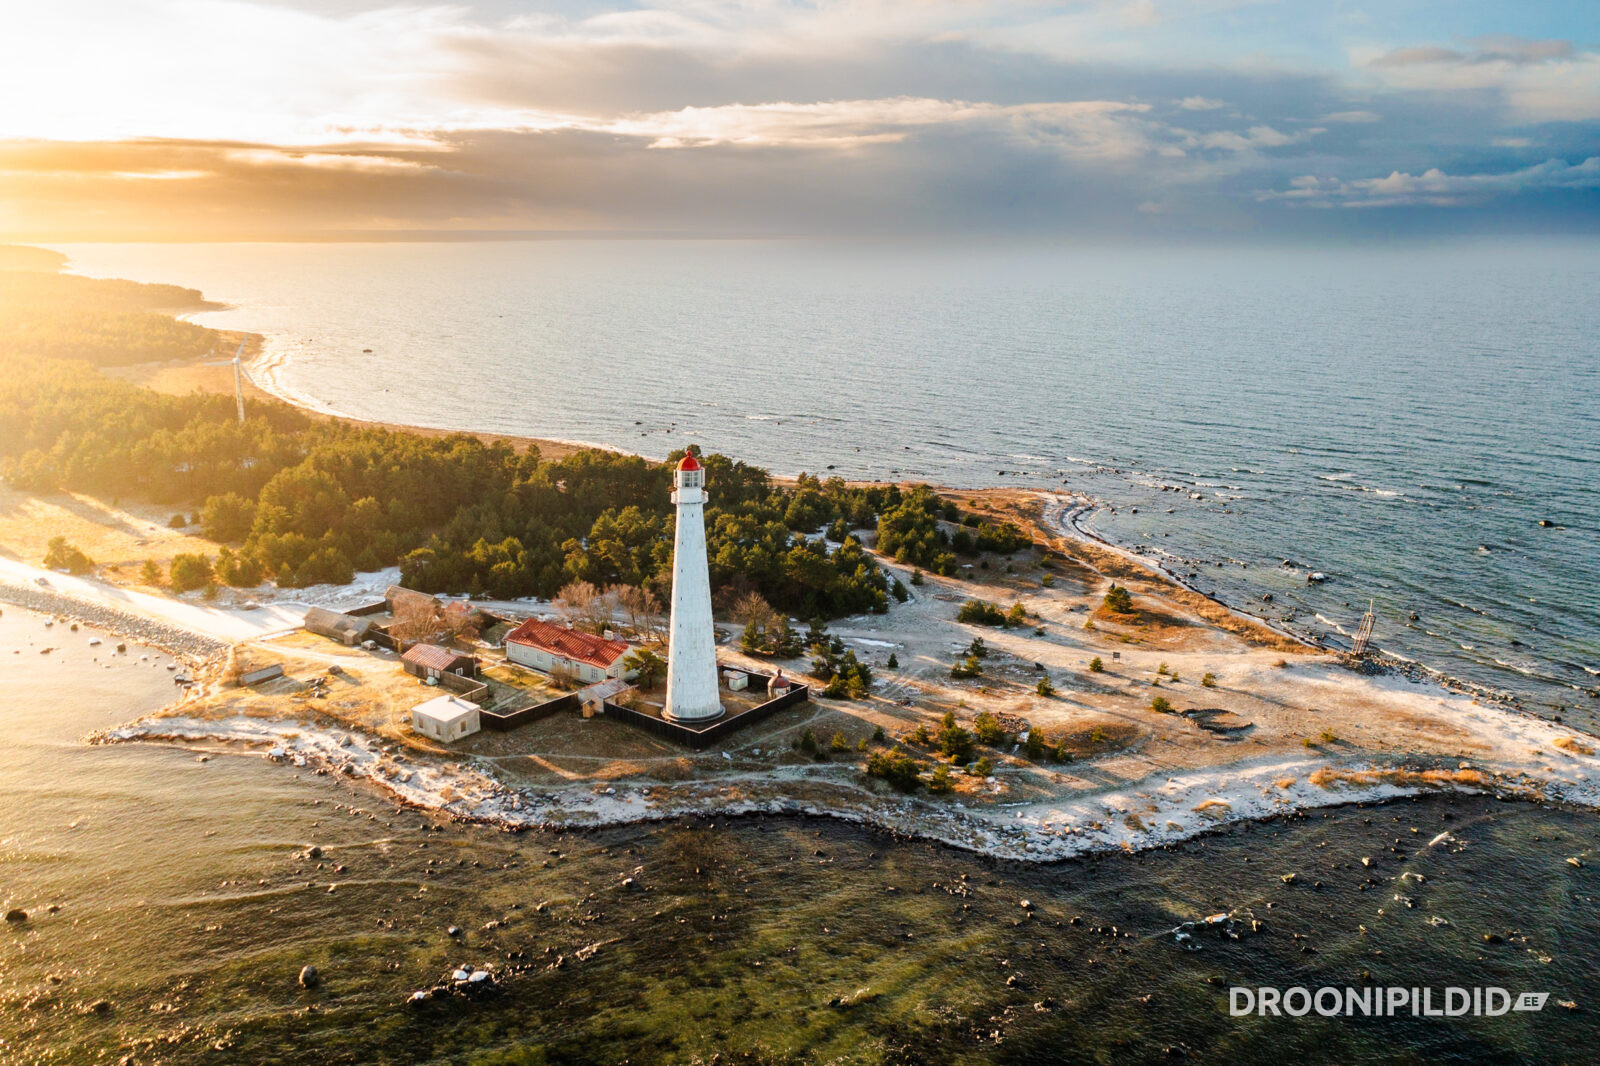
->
3;607;1598;1064
51;240;1600;716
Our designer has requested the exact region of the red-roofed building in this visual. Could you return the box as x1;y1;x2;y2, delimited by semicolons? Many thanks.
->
505;618;636;683
401;643;478;681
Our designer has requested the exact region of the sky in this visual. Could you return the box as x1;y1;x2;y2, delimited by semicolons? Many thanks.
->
0;0;1597;239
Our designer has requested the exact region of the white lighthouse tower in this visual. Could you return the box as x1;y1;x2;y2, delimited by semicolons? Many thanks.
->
664;453;724;722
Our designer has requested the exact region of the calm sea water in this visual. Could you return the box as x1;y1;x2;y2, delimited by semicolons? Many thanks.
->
3;605;1598;1064
53;240;1600;712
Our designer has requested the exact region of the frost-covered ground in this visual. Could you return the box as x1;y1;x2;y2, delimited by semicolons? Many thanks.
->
96;678;1600;863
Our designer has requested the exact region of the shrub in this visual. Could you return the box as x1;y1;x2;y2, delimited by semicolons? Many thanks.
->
1103;584;1134;613
911;569;924;586
168;513;187;529
798;728;818;755
215;546;264;588
1041;573;1055;588
1156;662;1169;676
1201;672;1218;688
1089;726;1108;746
1005;602;1028;627
830;731;849;752
866;750;923;792
927;765;956;794
42;536;93;575
1088;656;1104;673
958;599;1006;626
1036;675;1055;697
1150;696;1174;714
966;637;988;659
140;560;163;586
970;756;993;777
887;652;899;669
936;712;973;762
907;724;931;747
950;655;982;679
872;724;886;743
972;711;1006;746
1024;730;1047;760
168;552;213;593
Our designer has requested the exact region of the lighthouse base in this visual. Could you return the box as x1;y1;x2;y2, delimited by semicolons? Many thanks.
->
663;703;725;724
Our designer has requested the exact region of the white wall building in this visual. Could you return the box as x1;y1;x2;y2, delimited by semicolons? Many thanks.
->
503;618;633;684
664;453;724;722
410;694;481;742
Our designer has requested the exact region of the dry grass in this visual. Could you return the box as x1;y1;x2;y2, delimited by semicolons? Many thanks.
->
1553;736;1597;757
0;484;219;587
1308;766;1492;791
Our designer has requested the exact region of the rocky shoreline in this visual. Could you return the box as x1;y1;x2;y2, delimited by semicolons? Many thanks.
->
0;581;227;663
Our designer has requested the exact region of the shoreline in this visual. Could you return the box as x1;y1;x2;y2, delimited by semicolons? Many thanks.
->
94;703;1600;864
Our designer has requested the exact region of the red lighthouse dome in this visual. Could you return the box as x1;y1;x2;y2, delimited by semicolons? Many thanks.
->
677;453;701;472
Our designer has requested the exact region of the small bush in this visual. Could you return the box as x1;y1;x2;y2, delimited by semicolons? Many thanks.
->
927;765;956;794
866;750;924;792
42;536;93;575
950;655;983;679
1041;573;1055;588
1201;672;1218;688
168;552;213;593
887;652;899;669
1150;696;1174;714
911;569;925;586
168;513;187;529
798;728;819;755
958;599;1006;626
140;560;163;586
872;724;886;743
936;712;974;762
970;756;993;776
830;731;849;752
1103;584;1134;613
1088;656;1104;673
1024;730;1047;760
972;711;1006;746
1036;675;1055;697
1005;602;1028;627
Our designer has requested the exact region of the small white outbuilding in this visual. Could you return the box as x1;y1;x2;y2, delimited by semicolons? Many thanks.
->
410;694;481;742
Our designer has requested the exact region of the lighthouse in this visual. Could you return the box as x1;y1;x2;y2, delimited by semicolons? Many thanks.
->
664;453;724;722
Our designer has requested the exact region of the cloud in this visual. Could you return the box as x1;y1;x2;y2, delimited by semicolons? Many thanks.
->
1258;156;1600;208
1360;36;1600;121
1188;125;1321;152
587;98;1162;158
0;1;1597;238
